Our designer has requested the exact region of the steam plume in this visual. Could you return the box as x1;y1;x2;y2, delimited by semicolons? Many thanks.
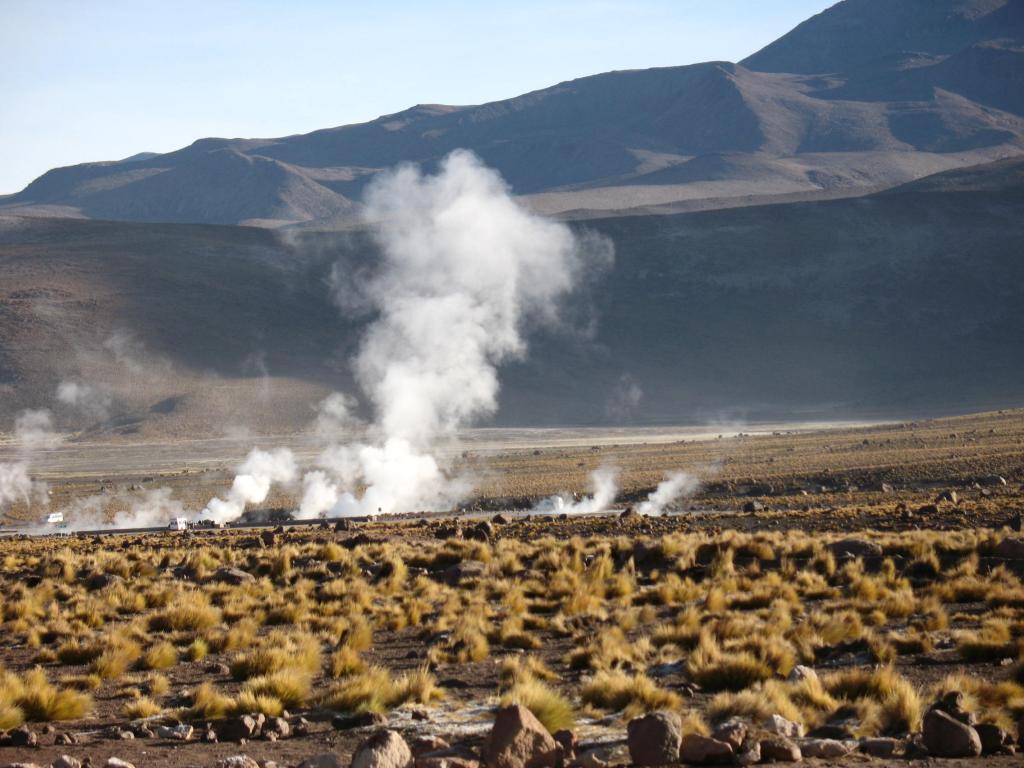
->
537;466;619;515
290;150;611;520
637;472;699;516
200;447;297;524
0;409;58;514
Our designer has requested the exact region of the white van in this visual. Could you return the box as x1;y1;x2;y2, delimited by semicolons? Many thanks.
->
168;517;189;531
45;511;64;525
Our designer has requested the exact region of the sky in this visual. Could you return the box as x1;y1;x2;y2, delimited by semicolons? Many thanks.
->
0;0;833;194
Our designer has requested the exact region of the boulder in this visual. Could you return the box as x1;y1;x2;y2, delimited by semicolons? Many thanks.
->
627;711;682;765
210;567;257;585
798;739;849;758
758;737;801;762
218;714;261;742
7;726;37;747
482;705;559;768
994;537;1024;559
51;757;82;768
411;736;451;756
733;739;760;766
298;756;346;768
678;734;733;764
155;723;193;741
975;723;1014;755
216;758;261;768
574;745;629;768
765;714;804;739
827;539;882;558
417;758;480;768
922;708;981;758
352;730;414;768
438;560;487;586
263;716;291;739
711;718;747;750
105;760;136;768
858;737;899;758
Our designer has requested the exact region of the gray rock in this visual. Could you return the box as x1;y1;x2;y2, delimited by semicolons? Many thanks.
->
105;760;136;768
678;733;733;764
263;716;290;739
51;757;82;768
786;666;818;684
627;711;682;765
922;708;981;758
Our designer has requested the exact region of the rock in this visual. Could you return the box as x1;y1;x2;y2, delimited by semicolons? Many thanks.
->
211;567;257;585
417;757;480;768
786;666;817;684
54;733;78;745
216;758;260;768
84;572;120;590
263;716;290;739
678;733;733;764
105;760;136;768
627;711;682;765
155;723;193;741
711;718;747;750
411;736;451;756
733;739;761;766
332;711;388;730
879;482;894;493
858;737;899;758
52;758;82;768
492;514;510;525
994;537;1024;559
482;704;559;768
798;739;849;758
573;745;629;768
352;730;414;768
759;737;801;762
936;490;958;504
742;501;764;513
922;708;981;758
3;763;45;768
218;714;261;742
975;723;1014;755
438;560;487;586
8;726;37;747
298;756;346;768
552;730;576;761
765;714;804;739
827;539;882;558
980;475;1008;487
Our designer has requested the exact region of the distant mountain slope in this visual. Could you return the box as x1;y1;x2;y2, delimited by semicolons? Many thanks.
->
4;0;1024;226
743;0;1024;75
2;157;1022;434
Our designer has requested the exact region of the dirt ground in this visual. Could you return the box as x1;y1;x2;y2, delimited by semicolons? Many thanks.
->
0;408;1022;767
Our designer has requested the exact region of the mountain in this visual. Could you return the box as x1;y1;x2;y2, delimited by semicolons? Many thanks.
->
4;0;1024;226
2;157;1022;435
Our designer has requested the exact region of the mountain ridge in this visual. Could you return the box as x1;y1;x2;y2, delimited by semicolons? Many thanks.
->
5;0;1024;227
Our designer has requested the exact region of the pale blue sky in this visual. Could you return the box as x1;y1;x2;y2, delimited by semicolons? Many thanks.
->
0;1;832;194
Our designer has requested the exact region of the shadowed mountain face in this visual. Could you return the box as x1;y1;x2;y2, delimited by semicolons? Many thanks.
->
4;0;1024;226
2;158;1022;434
